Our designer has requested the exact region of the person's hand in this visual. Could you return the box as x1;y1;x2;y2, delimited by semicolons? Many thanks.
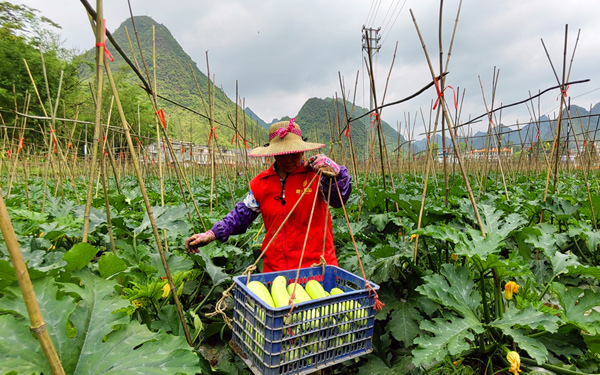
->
308;154;340;177
185;230;216;254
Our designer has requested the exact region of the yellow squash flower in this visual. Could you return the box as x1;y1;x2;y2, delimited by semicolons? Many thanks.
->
410;234;417;242
131;299;143;308
162;283;171;298
506;351;521;375
504;281;519;300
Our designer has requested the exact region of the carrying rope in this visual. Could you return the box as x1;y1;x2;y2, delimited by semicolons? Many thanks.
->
207;172;321;328
311;177;333;274
209;166;384;331
287;172;323;322
334;178;385;311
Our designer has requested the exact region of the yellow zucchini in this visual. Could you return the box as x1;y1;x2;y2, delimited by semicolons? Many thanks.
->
305;279;326;300
247;280;275;308
271;275;290;308
286;283;312;303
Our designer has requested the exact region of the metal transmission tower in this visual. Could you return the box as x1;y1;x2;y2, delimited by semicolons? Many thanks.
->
362;26;381;160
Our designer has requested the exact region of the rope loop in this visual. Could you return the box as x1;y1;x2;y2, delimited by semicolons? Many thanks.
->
433;76;457;110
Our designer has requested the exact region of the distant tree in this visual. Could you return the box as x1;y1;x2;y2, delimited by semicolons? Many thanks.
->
0;1;80;144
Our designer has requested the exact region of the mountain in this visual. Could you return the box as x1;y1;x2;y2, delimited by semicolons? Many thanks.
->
80;16;406;158
244;107;270;130
81;16;266;147
294;97;405;158
411;103;600;154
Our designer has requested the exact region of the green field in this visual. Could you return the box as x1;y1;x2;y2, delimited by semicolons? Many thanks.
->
1;168;599;374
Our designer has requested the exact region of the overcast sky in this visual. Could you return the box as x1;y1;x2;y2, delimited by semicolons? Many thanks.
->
18;0;600;139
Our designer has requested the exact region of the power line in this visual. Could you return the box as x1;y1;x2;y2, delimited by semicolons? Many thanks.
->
381;0;408;46
379;0;399;34
366;0;383;27
364;0;378;27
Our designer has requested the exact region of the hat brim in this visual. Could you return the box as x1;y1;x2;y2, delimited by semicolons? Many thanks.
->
249;141;325;157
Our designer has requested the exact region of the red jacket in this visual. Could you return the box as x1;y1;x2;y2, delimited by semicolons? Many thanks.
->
250;164;338;272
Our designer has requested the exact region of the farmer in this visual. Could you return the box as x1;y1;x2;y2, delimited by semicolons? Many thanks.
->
185;118;352;272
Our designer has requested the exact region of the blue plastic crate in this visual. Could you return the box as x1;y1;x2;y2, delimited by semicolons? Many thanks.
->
232;265;380;375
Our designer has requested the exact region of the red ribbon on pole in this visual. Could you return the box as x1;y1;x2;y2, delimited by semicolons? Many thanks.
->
344;122;351;138
17;137;24;153
156;109;167;130
433;77;457;110
6;150;11;158
369;112;380;128
95;19;114;62
231;133;243;145
121;151;125;159
96;19;114;62
50;129;57;153
208;126;218;146
557;84;570;100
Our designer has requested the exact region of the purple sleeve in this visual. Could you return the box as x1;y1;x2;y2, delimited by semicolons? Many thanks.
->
319;165;352;208
210;201;260;242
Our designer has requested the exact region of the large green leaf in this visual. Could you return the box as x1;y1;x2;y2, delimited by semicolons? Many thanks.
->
357;354;413;375
191;248;230;287
525;224;580;275
97;252;128;279
0;277;77;374
478;203;527;239
62;243;99;272
0;259;16;290
568;221;600;253
543;195;581;221
366;242;412;284
134;205;190;237
388;303;422;347
0;271;198;374
553;283;600;336
68;322;198;374
418;204;525;262
0;315;50;375
566;264;600;282
412;313;483;367
416;264;481;319
489;307;559;364
412;265;484;367
491;306;559;333
369;212;397;232
538;326;586;360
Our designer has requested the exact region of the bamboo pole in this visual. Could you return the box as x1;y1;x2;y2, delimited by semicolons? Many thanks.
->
6;93;30;197
478;72;510;202
540;26;573;222
94;34;194;347
0;190;65;375
82;1;106;243
410;8;486;238
412;0;464;260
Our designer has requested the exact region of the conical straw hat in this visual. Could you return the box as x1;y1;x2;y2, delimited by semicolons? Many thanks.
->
249;118;325;157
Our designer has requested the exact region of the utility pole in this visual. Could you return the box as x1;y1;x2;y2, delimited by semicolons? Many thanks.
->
362;26;381;160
